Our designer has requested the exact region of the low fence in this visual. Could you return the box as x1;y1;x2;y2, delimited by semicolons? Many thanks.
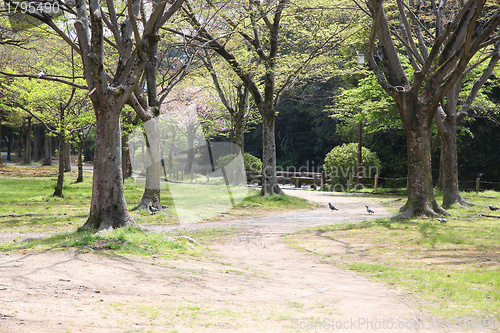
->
246;171;500;192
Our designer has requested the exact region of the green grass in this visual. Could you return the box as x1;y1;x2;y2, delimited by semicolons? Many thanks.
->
286;190;500;319
239;190;316;209
0;225;197;257
0;164;314;255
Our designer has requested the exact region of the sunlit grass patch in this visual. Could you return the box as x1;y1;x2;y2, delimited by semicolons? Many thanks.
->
1;165;316;233
164;226;242;244
0;226;196;257
239;190;316;209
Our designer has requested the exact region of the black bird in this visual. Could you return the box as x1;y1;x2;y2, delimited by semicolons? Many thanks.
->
489;205;499;211
328;203;338;211
366;205;374;214
149;205;160;215
436;218;447;224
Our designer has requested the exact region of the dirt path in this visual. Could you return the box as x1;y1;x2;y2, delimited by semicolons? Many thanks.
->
0;191;451;332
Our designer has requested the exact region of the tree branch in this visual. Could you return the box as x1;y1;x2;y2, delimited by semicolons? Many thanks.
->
0;71;88;90
459;38;500;119
199;52;235;116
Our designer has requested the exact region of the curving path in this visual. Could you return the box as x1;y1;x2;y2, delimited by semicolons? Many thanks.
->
0;190;462;332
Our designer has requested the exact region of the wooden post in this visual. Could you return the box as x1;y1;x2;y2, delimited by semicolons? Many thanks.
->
476;177;480;193
206;171;209;183
374;174;378;192
348;173;352;192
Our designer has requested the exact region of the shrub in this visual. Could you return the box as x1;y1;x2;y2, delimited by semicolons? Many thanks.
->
218;153;262;171
324;143;381;186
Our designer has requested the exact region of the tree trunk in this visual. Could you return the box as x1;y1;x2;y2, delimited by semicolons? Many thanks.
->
440;127;460;207
437;111;470;208
32;125;44;161
42;131;52;166
260;112;284;196
397;111;447;218
184;126;196;174
53;134;65;197
76;141;84;183
64;142;72;172
437;41;500;208
136;120;162;210
122;133;132;180
7;132;13;161
234;112;245;155
82;106;137;231
24;118;32;164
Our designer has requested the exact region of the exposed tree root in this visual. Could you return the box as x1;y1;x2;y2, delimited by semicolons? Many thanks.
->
443;193;474;209
82;215;140;232
394;199;449;219
260;184;285;197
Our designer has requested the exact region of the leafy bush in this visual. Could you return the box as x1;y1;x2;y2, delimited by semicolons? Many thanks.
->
218;153;262;171
324;143;381;186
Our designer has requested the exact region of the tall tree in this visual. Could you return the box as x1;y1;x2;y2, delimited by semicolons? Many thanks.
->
364;0;500;217
174;0;350;195
0;0;185;230
436;39;500;208
129;25;194;211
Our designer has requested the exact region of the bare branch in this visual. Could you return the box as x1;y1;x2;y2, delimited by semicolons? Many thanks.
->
396;0;424;69
127;0;142;50
366;0;400;96
252;0;274;32
199;51;235;116
460;39;500;116
160;0;186;26
0;71;88;90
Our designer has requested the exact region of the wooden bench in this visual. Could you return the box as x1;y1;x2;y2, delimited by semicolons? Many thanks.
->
246;171;325;189
291;176;322;189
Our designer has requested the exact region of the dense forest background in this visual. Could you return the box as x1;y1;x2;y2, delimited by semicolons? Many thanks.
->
2;60;499;190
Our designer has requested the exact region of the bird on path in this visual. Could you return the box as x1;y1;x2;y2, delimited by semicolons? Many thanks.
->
149;205;160;215
366;205;374;214
37;71;45;79
436;218;447;224
489;205;499;211
328;203;338;211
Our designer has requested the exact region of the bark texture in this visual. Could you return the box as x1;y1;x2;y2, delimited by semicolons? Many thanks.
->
261;113;283;196
42;131;52;166
23;117;31;164
64;142;71;172
76;142;84;183
398;109;446;217
82;106;136;231
53;133;65;198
